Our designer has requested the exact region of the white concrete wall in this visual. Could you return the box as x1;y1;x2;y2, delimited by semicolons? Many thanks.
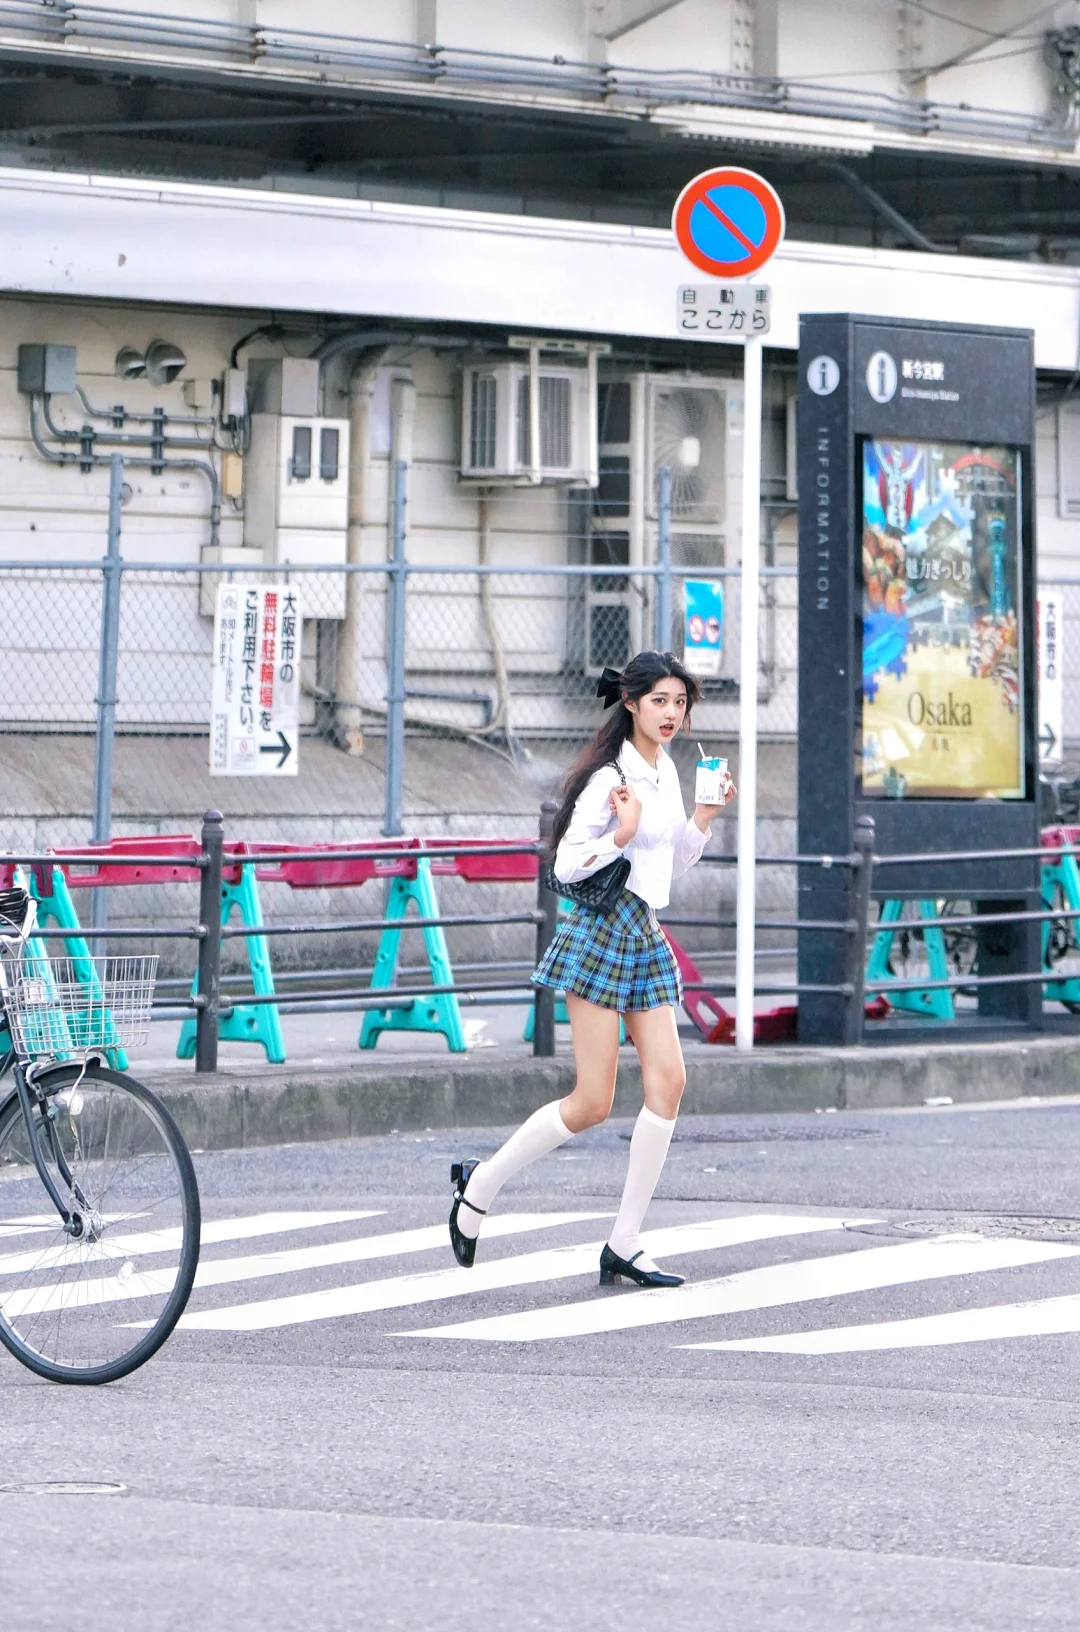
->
3;168;1080;370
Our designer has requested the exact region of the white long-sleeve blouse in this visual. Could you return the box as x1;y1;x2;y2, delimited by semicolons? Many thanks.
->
552;739;710;910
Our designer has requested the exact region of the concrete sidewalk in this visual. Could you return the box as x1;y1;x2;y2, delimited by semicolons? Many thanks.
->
136;1008;1080;1152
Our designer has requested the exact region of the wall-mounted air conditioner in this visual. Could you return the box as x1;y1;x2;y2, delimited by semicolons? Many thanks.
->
459;342;603;485
582;371;743;675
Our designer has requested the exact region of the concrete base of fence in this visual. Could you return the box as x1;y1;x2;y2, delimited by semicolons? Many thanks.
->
140;1032;1080;1152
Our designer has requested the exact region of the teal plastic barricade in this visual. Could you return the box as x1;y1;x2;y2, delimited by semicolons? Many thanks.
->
177;862;285;1064
866;898;955;1022
1041;840;1080;1007
26;863;126;1067
359;858;466;1053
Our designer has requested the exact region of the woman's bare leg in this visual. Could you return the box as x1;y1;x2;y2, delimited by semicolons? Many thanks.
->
623;1004;686;1119
559;994;623;1132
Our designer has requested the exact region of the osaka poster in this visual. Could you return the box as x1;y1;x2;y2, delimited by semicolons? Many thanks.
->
860;439;1024;799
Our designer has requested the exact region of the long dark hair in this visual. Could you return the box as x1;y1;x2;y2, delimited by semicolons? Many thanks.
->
550;650;703;851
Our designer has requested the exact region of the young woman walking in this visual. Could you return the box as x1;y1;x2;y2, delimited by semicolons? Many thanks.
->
449;649;734;1289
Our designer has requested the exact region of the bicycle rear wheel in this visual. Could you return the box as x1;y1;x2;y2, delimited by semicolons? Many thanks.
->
0;1062;200;1384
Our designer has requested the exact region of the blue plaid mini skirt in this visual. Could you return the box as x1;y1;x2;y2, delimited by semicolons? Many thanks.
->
532;889;682;1013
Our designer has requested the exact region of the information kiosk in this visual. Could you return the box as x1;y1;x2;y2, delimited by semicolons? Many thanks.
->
796;315;1039;1044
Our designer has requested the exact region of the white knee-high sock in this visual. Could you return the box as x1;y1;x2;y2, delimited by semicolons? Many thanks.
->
456;1100;573;1239
607;1106;676;1268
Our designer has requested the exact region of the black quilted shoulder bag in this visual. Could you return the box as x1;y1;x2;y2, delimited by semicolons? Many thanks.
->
544;763;631;914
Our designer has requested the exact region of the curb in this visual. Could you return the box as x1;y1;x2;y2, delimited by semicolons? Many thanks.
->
140;1033;1080;1152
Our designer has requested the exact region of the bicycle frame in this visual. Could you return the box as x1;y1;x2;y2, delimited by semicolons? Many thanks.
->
0;1040;97;1236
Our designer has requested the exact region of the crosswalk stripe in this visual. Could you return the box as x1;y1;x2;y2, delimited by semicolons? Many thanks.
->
405;1234;1080;1344
0;1210;382;1279
706;1291;1080;1353
177;1214;864;1333
11;1212;606;1324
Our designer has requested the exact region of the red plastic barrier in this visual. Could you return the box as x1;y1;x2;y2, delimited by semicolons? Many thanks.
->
1;835;248;891
422;838;539;883
252;838;422;888
251;837;539;889
1042;824;1080;851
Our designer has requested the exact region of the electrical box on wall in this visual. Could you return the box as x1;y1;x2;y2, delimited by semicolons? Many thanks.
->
244;413;350;619
17;343;77;397
247;357;320;417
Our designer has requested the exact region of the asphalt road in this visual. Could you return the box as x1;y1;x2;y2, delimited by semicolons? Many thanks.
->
3;1094;1080;1630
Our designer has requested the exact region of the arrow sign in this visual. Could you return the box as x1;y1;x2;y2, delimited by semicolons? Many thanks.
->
1038;594;1064;765
210;584;301;777
259;730;292;770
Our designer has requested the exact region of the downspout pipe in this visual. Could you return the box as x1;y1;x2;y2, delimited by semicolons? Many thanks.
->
816;161;947;254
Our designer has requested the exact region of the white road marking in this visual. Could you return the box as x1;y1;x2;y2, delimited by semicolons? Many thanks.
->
407;1234;1080;1344
0;1210;382;1279
11;1212;607;1325
179;1214;867;1333
707;1291;1080;1353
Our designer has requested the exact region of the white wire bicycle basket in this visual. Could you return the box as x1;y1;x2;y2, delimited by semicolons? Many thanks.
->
3;955;158;1059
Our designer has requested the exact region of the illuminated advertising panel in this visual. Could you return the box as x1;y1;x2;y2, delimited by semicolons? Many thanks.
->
860;439;1023;800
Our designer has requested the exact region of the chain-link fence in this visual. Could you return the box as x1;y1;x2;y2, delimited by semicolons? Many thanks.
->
0;548;797;979
0;557;798;839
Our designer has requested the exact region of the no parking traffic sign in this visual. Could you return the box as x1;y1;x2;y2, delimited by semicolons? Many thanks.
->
671;166;784;1050
672;166;785;280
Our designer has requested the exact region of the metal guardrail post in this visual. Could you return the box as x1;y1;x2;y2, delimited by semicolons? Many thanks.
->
195;808;224;1074
90;454;124;937
843;815;875;1045
656;464;673;650
383;457;408;837
533;800;559;1058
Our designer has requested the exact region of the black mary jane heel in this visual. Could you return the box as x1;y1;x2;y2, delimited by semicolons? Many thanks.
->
599;1244;684;1289
449;1158;486;1269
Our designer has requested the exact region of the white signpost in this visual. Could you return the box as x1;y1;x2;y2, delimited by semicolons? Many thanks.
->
1038;592;1064;766
673;167;785;1052
210;582;300;776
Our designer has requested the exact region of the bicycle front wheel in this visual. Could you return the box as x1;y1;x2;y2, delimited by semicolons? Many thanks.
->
0;1063;200;1384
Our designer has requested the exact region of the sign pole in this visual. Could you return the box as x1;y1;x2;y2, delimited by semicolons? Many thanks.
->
669;163;784;1052
735;335;763;1052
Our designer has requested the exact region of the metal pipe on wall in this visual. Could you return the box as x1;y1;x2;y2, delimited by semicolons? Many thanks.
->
29;395;222;547
383;375;416;836
90;455;124;937
656;464;673;649
336;346;388;754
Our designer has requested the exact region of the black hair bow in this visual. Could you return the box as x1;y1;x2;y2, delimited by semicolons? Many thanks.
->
595;667;624;708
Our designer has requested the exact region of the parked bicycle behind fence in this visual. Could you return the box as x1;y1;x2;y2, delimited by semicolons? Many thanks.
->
0;887;200;1383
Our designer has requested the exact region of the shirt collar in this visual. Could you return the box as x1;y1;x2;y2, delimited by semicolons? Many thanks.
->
620;739;664;784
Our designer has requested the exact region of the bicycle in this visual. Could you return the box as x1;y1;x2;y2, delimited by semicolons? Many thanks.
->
0;885;200;1383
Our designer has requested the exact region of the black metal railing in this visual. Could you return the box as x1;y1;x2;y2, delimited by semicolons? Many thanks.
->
12;812;1078;1067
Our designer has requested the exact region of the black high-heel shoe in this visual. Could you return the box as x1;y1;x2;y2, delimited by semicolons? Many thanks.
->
449;1158;486;1268
599;1243;684;1289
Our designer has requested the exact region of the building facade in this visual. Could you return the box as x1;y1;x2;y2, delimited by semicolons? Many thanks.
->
3;1;1080;821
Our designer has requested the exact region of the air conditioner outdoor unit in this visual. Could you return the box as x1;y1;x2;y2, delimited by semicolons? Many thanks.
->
582;372;743;676
646;381;730;527
460;359;595;484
